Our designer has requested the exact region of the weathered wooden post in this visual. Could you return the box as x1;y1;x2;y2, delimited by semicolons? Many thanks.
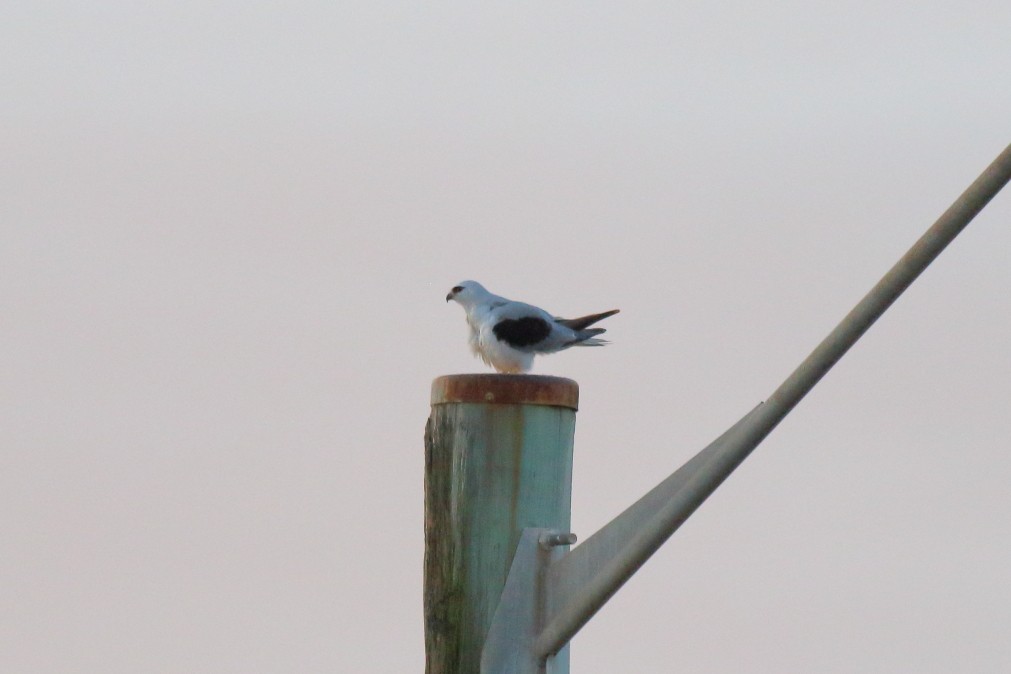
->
424;374;579;674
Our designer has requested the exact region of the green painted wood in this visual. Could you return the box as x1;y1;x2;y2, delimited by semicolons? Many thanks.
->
425;375;577;674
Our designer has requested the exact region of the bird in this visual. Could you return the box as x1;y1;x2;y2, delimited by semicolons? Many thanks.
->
446;280;619;373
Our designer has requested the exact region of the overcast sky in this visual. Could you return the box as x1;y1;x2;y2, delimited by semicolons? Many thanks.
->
3;3;1011;672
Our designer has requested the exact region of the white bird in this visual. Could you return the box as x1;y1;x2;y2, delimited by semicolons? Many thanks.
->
446;280;619;374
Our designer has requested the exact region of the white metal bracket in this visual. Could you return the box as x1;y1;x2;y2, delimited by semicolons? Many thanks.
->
480;528;575;674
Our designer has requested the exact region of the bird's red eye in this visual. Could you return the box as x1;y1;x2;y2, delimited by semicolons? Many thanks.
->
452;286;464;293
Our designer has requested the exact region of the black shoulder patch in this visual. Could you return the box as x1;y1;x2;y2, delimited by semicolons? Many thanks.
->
492;316;552;348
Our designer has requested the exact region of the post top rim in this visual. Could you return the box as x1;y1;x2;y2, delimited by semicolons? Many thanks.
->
431;374;579;410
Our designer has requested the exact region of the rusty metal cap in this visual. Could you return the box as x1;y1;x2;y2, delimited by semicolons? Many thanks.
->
431;374;579;410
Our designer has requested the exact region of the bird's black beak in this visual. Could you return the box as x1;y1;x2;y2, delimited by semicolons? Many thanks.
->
445;292;454;302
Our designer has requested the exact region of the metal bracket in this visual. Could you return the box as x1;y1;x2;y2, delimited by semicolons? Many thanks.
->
480;528;576;674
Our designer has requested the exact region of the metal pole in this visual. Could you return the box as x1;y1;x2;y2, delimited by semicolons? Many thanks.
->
424;374;579;674
764;141;1011;423
536;141;1011;657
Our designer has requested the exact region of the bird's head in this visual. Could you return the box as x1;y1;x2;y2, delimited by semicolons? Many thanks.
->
446;280;490;308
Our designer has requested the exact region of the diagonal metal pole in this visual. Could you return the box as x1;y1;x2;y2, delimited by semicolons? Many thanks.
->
760;142;1011;425
536;141;1011;659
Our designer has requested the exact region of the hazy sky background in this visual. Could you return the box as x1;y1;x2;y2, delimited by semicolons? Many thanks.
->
3;3;1011;672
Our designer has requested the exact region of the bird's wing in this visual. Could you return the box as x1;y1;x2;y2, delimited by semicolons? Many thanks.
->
485;301;559;350
492;316;553;348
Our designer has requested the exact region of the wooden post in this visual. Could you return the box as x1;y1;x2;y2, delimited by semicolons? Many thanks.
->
424;374;578;674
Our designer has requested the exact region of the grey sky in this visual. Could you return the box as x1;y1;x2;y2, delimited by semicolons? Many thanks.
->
3;3;1011;672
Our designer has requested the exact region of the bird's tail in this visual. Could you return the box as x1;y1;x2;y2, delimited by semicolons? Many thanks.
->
569;328;610;347
555;309;619;331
